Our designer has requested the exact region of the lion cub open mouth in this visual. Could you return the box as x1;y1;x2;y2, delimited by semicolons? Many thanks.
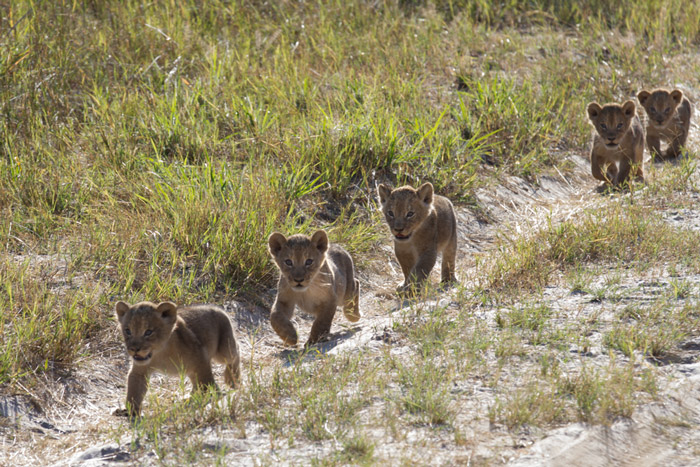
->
394;233;411;240
131;353;152;363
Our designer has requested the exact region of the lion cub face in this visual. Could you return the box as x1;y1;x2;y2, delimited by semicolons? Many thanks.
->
115;301;177;366
637;88;684;128
587;100;637;148
268;230;329;292
377;183;433;242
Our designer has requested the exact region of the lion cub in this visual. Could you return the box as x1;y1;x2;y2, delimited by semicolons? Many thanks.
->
586;100;645;187
377;182;457;292
114;301;240;417
637;88;692;160
268;230;360;347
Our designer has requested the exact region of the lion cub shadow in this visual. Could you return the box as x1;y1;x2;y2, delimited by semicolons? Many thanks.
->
277;327;360;366
593;181;645;195
376;282;457;312
651;150;692;165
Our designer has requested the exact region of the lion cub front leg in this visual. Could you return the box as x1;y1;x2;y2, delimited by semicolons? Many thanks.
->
591;153;616;183
666;135;685;159
306;303;336;347
395;246;418;292
614;158;633;187
412;249;438;286
270;298;298;346
189;361;216;391
125;368;149;418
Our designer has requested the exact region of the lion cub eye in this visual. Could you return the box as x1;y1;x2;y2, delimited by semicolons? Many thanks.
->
600;123;607;130
305;259;313;266
406;212;414;218
144;329;153;337
650;106;656;113
125;328;131;336
664;107;670;114
284;259;293;266
387;211;394;218
616;123;623;130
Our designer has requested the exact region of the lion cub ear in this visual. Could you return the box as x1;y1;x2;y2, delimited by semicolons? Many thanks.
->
621;100;636;118
115;301;131;320
310;230;329;254
671;89;683;104
377;184;392;205
156;301;177;321
587;102;602;120
268;232;287;256
637;90;650;105
416;182;434;205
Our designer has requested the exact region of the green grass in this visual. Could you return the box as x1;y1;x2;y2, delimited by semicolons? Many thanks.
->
604;301;700;358
481;203;700;296
490;361;658;428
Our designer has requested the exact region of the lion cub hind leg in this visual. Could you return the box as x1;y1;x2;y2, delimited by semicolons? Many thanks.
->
124;368;149;418
216;326;240;388
441;237;457;284
190;363;217;390
343;278;361;323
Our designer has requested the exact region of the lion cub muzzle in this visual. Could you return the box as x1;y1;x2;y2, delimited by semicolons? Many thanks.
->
392;225;411;241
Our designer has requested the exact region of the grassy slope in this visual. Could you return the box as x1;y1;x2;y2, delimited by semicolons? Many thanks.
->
2;0;700;464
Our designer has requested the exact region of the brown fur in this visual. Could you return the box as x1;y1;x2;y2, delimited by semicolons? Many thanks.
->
377;182;457;291
637;88;692;160
114;301;240;417
587;100;645;187
268;230;360;347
